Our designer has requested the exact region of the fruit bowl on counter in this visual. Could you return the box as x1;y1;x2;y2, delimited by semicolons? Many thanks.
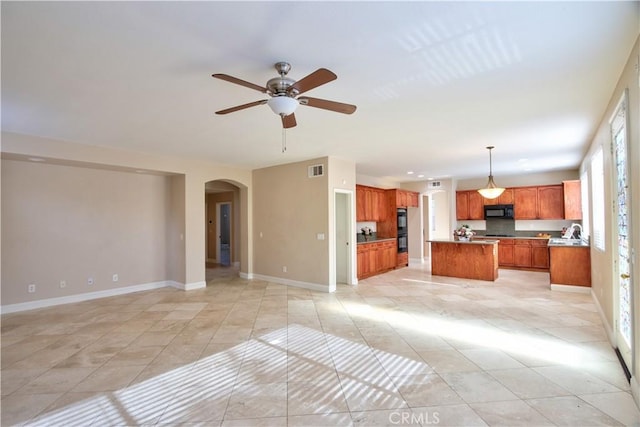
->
536;233;552;238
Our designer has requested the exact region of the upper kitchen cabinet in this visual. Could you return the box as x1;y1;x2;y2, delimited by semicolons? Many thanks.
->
537;185;564;219
514;185;564;219
456;190;484;220
563;180;582;220
514;187;538;219
356;185;387;221
393;189;419;208
493;188;514;205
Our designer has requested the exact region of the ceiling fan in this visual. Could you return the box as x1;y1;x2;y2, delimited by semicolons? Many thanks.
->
212;62;357;129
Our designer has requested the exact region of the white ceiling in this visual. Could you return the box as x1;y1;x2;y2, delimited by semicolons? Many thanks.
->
2;1;638;183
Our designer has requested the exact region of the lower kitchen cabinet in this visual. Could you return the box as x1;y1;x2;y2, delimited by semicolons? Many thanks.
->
357;240;397;280
497;239;515;266
550;246;591;287
477;238;549;271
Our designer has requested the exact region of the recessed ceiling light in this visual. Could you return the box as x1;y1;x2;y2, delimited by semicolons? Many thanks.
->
418;174;424;178
518;158;529;163
28;157;45;162
407;171;414;175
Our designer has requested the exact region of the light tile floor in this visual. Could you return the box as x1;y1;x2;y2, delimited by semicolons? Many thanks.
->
2;265;639;426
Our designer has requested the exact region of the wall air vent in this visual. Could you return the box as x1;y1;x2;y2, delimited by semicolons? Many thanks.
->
429;181;441;188
308;164;324;178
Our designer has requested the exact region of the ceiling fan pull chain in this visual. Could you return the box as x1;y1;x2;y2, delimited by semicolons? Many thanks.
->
282;126;287;153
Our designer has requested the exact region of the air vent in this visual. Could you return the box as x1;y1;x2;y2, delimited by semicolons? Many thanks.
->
308;164;324;178
429;181;441;188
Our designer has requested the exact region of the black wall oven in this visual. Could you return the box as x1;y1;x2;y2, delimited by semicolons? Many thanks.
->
397;208;408;253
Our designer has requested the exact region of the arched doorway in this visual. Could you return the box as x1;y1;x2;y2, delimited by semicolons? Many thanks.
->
205;180;242;281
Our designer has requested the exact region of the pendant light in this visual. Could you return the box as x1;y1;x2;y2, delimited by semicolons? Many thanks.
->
478;146;505;199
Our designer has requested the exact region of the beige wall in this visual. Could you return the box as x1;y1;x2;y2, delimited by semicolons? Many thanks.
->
167;174;186;283
582;36;639;397
1;131;252;303
252;157;332;290
1;159;174;304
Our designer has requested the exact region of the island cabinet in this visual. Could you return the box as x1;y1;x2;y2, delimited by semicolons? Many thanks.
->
456;190;484;220
430;240;499;281
550;246;591;287
563;180;582;220
357;240;397;280
356;185;387;221
514;185;564;219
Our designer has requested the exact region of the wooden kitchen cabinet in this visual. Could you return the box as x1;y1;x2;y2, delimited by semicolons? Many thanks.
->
531;239;550;269
356;185;387;221
514;187;538;219
497;239;515;266
397;251;408;268
456;190;484;220
357;240;397;279
550;246;591;287
537;185;564;219
563;180;582;220
495;188;515;205
514;241;533;267
393;189;419;208
514;185;564;220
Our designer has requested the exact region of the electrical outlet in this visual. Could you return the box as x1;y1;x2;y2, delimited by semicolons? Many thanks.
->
282;266;287;273
60;280;66;288
87;277;94;285
112;274;119;282
28;284;36;293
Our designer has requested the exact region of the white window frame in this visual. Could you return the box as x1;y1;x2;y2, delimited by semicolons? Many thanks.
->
591;147;605;251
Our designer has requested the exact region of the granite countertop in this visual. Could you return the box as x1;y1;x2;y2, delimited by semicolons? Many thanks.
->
356;236;396;244
427;239;499;245
547;238;590;247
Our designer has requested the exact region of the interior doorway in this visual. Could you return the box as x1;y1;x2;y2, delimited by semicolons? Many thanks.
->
217;202;231;266
334;190;354;289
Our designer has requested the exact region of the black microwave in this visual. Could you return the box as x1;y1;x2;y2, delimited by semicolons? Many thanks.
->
484;204;514;219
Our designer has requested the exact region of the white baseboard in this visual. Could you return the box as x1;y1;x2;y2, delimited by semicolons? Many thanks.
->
631;376;640;412
251;273;329;293
1;281;170;314
182;281;206;291
550;284;592;294
409;257;424;265
591;289;615;345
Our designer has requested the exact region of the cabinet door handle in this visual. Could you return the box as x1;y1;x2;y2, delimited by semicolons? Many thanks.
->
621;273;630;279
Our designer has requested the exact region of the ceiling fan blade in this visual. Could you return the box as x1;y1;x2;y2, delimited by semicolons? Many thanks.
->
288;68;337;95
215;99;267;115
212;74;267;93
298;96;357;114
281;113;297;128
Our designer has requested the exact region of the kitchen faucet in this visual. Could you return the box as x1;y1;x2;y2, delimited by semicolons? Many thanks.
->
563;223;582;239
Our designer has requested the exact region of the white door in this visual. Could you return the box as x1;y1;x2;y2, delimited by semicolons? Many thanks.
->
611;92;633;371
335;192;349;284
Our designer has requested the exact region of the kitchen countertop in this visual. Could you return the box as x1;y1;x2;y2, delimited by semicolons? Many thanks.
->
548;238;590;247
357;237;396;245
427;239;499;245
474;235;553;240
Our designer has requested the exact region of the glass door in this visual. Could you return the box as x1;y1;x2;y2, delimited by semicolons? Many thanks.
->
611;91;633;370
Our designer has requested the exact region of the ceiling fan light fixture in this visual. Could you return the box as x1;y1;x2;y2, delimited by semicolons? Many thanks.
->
267;96;298;116
478;146;505;200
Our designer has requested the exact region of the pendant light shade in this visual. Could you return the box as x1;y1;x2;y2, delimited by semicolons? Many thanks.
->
267;96;298;116
478;146;505;199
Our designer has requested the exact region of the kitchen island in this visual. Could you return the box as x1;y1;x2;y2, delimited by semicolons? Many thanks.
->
428;239;499;281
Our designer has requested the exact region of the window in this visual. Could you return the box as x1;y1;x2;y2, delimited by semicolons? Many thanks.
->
591;147;605;251
580;169;590;239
